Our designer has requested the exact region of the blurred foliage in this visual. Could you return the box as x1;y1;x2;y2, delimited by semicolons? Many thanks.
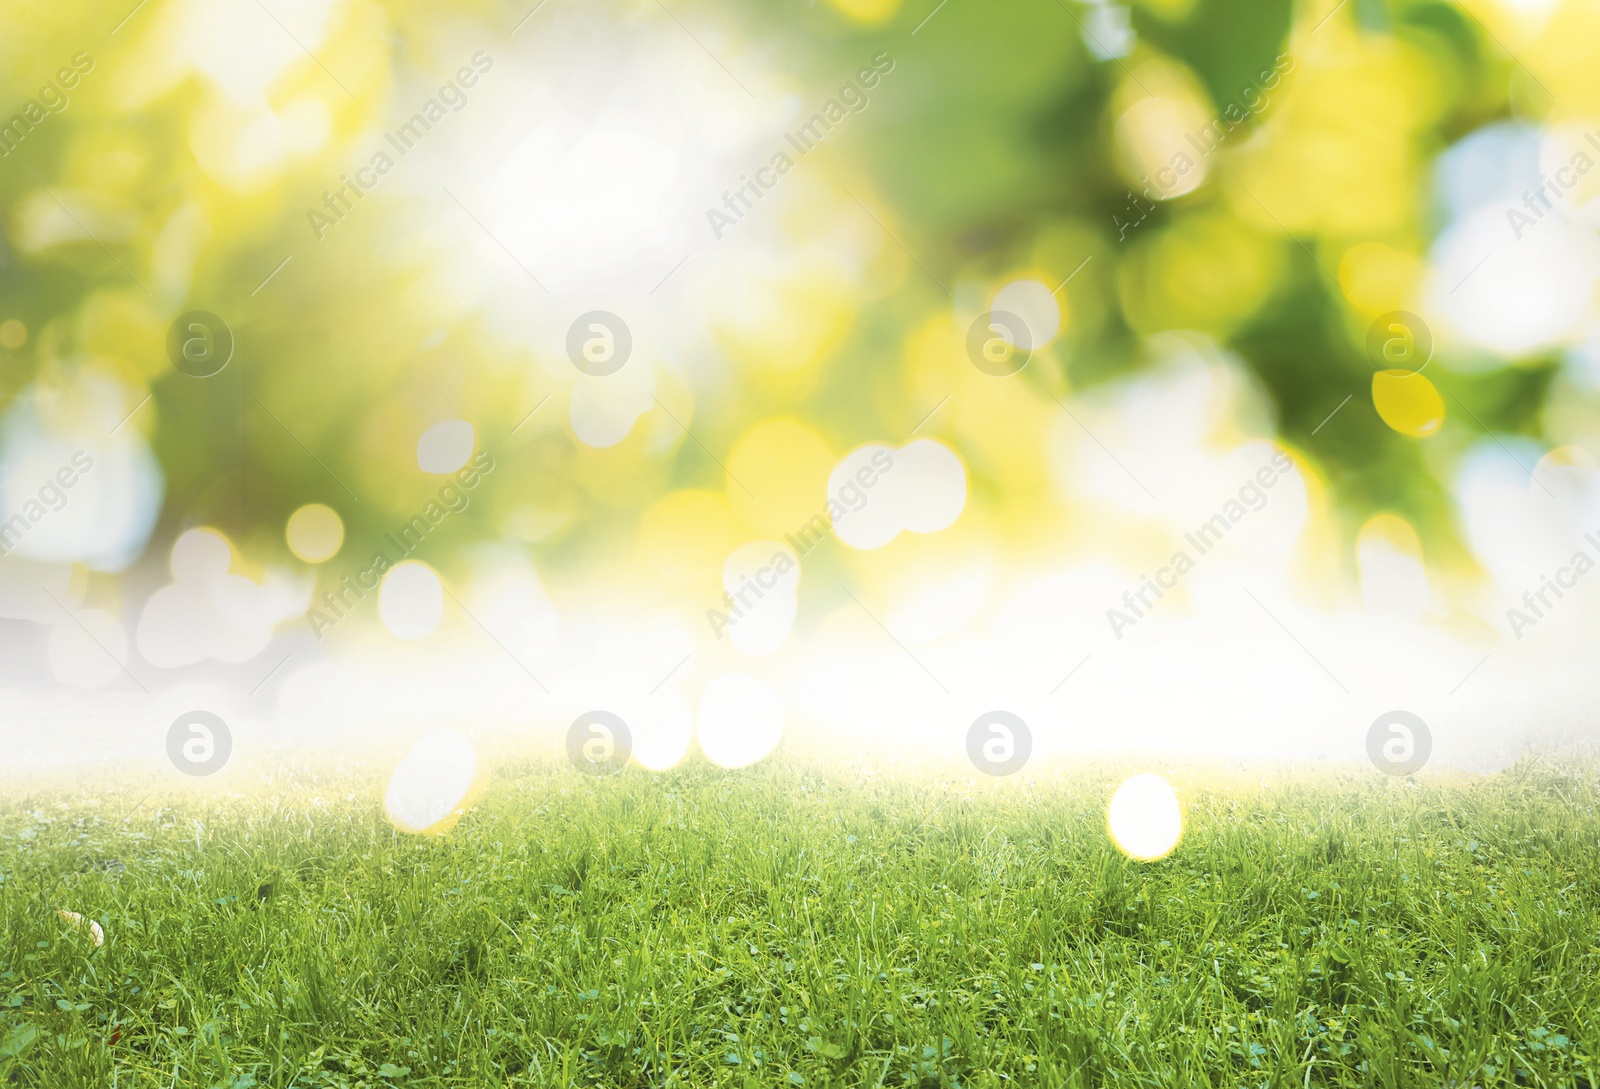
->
1;0;1596;603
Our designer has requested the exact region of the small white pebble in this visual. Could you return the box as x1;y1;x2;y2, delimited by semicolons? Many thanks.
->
56;908;105;948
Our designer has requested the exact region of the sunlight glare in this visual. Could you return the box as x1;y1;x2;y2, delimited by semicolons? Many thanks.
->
1107;773;1183;860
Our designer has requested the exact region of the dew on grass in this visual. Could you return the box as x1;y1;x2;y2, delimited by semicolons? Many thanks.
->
384;729;477;834
1107;773;1182;860
696;673;783;768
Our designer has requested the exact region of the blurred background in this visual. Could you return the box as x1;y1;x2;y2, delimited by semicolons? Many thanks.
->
3;0;1600;784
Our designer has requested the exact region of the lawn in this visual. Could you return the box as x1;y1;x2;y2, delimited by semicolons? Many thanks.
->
2;755;1598;1087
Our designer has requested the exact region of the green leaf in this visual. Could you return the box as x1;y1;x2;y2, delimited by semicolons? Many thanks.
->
805;1036;846;1060
378;1063;411;1078
0;1025;38;1059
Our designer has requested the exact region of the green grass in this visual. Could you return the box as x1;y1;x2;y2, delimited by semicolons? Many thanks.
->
2;755;1599;1087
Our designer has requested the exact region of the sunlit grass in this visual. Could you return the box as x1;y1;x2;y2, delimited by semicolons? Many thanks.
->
2;757;1598;1086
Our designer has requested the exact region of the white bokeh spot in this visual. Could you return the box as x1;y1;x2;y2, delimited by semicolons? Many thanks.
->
992;278;1061;351
136;528;309;668
384;729;477;834
417;420;476;474
829;440;966;550
1107;773;1183;860
379;561;443;641
696;672;783;768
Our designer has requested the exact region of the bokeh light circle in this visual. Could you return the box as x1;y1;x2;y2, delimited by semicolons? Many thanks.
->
285;503;344;563
631;692;695;771
992;279;1061;350
379;561;443;640
1372;370;1444;437
696;672;784;768
1107;773;1182;860
384;729;477;834
416;421;476;474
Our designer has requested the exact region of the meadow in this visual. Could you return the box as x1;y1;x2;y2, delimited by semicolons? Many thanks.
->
1;755;1598;1088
